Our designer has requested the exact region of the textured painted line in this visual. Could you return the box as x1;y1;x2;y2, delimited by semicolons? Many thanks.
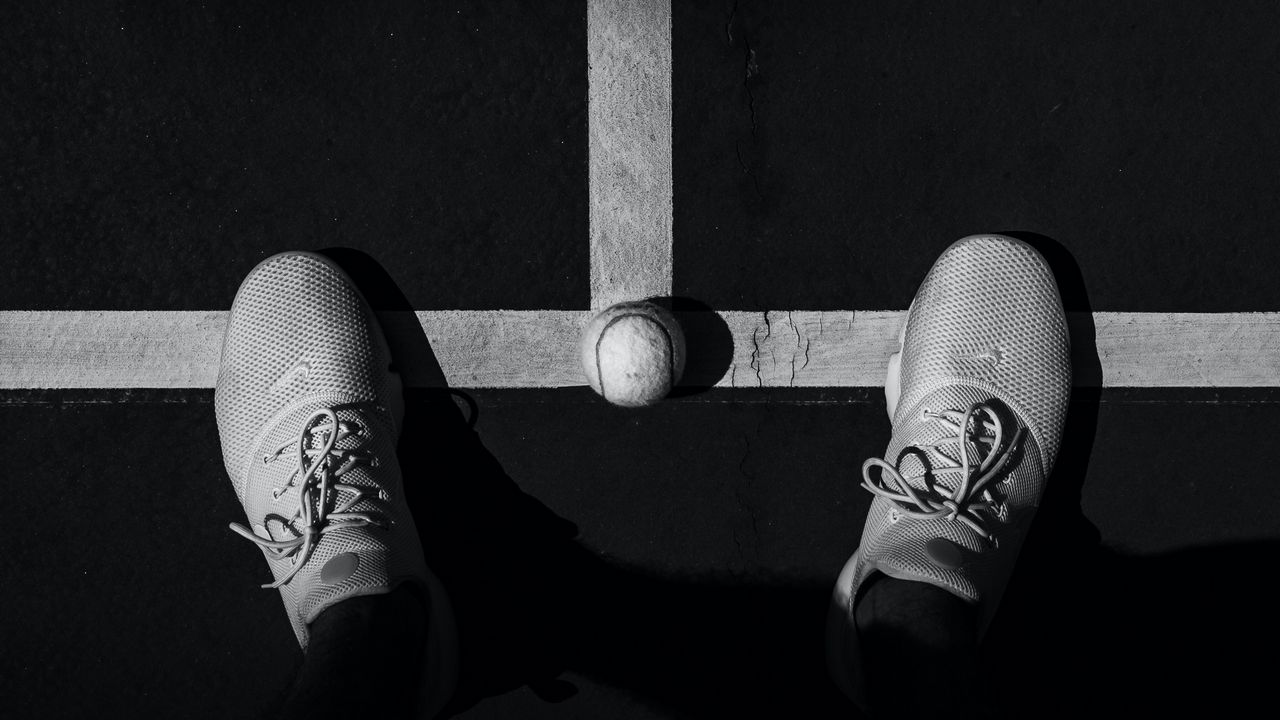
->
0;311;229;390
588;0;673;310
718;311;899;388
3;311;1280;389
0;311;587;389
717;311;1280;388
1091;312;1280;387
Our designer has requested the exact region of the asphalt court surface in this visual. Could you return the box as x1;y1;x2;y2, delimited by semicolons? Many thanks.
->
672;1;1280;312
5;2;1280;718
7;1;1280;311
2;1;588;310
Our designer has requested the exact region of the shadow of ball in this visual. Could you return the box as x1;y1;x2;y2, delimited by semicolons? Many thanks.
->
666;296;734;398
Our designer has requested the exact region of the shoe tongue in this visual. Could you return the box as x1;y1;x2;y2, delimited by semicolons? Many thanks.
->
273;399;374;458
889;385;1004;493
249;399;388;536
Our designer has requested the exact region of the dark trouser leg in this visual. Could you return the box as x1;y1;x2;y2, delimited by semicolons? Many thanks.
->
852;574;993;719
279;585;430;720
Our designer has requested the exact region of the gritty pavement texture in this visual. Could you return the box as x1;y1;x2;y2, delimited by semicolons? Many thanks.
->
674;1;1280;312
1;1;587;310
4;1;1280;718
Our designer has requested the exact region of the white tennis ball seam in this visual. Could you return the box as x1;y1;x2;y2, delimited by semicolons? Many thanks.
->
594;312;678;403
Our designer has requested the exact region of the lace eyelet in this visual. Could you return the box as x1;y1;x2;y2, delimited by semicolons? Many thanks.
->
888;508;901;523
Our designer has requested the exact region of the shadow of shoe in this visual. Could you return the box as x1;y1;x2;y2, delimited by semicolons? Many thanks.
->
980;234;1278;716
993;231;1104;567
993;535;1280;715
981;232;1103;710
318;248;581;707
319;248;861;717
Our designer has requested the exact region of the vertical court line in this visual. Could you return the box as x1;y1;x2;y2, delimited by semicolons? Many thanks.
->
588;0;674;310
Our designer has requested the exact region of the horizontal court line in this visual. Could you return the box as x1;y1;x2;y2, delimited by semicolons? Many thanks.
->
2;310;1279;389
9;388;1280;406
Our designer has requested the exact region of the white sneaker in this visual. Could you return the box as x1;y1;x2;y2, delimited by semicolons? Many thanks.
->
828;234;1071;703
216;251;457;715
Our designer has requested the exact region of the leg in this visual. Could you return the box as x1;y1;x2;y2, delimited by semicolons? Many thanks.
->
280;587;430;720
852;576;984;719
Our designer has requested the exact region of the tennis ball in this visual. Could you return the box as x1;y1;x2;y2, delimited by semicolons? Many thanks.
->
580;301;686;407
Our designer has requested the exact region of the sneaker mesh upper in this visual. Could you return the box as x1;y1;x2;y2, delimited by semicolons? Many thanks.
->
893;235;1071;472
215;252;425;648
217;253;394;489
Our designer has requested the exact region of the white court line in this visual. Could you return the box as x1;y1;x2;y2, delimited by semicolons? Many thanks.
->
3;310;1279;389
6;13;1278;392
588;0;673;310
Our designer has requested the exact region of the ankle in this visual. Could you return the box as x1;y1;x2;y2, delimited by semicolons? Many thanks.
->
854;574;976;638
309;584;430;652
853;575;986;717
281;585;431;719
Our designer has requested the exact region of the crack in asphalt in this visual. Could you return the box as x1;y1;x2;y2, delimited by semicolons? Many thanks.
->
727;1;764;202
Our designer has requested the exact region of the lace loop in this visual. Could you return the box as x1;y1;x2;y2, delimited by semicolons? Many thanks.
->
230;407;388;588
861;402;1023;541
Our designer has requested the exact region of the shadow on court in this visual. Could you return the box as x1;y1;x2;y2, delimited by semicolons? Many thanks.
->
326;246;1276;718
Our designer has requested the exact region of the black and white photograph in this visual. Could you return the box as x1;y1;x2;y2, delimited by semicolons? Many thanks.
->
4;1;1279;717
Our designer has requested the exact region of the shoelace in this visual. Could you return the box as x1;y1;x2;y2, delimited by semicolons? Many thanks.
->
230;407;389;588
860;402;1024;541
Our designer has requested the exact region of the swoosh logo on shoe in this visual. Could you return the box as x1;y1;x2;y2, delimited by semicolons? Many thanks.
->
271;360;311;392
973;348;1003;366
